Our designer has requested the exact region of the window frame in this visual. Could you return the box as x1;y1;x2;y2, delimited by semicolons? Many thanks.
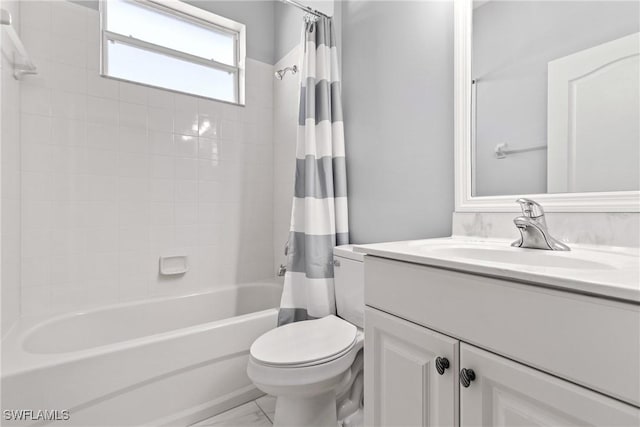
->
99;0;246;105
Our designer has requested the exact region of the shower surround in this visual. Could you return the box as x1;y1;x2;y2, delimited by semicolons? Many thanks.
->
1;0;22;337
2;1;286;423
14;0;275;318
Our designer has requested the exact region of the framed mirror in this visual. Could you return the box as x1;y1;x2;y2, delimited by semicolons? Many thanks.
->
454;0;640;212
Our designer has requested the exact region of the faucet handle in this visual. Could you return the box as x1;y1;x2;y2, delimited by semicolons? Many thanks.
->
516;198;545;218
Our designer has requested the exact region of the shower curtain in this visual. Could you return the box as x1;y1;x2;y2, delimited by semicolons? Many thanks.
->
278;16;349;326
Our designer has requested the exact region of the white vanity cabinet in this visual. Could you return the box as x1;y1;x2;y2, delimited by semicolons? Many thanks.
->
363;255;640;426
460;344;638;426
364;307;459;426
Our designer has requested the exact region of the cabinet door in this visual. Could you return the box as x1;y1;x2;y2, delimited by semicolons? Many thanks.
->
460;343;640;426
365;307;459;427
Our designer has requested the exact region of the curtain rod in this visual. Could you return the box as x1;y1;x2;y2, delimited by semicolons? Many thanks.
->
280;0;330;19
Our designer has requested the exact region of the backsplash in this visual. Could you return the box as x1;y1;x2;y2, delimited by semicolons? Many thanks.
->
18;1;275;316
452;212;640;248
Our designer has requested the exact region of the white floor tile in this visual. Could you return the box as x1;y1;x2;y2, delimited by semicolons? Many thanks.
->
191;402;272;427
255;395;277;423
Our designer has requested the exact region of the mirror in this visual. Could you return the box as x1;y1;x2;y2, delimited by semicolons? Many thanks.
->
471;1;640;197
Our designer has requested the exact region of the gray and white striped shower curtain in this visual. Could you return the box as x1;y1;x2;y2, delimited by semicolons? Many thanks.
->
278;17;349;326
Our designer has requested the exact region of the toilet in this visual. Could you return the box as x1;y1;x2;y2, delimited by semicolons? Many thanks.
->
247;245;365;427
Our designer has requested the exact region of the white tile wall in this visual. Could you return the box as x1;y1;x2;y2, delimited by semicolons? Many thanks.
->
18;1;275;316
1;0;22;336
272;46;300;273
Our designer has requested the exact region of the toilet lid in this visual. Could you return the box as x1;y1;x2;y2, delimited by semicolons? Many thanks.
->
250;315;357;367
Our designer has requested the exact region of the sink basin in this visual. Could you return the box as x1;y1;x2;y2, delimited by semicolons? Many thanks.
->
421;247;616;270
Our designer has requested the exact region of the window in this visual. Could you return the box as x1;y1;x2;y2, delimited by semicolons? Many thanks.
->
100;0;246;104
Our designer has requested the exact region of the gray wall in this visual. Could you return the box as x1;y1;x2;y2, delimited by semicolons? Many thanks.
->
186;1;276;63
274;1;305;61
274;1;339;63
473;1;640;197
341;0;454;244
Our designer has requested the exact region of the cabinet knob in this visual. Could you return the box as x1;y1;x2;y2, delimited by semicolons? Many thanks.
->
435;357;450;375
460;368;476;388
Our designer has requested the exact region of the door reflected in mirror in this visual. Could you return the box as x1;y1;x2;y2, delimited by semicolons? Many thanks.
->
471;0;640;197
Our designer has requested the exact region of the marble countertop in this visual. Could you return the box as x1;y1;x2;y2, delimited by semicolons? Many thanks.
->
354;237;640;303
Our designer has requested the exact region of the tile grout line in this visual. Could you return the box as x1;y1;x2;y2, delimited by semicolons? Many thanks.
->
254;399;274;424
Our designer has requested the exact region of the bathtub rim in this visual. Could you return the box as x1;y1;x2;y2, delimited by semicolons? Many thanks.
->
22;280;282;348
1;281;282;377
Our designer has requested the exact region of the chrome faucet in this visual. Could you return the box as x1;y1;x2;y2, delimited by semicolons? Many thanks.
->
511;199;570;251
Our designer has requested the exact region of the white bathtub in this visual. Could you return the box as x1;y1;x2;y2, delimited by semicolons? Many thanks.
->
1;281;282;426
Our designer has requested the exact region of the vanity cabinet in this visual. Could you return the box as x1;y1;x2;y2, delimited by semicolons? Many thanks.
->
364;307;459;426
363;256;640;426
460;343;638;426
365;305;639;426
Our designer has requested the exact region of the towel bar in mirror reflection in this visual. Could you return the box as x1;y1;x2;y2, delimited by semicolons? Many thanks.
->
494;143;547;159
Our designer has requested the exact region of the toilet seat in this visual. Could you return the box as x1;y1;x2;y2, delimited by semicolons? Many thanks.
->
250;315;357;367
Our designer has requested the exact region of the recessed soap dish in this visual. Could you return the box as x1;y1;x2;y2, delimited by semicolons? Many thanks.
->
159;255;188;276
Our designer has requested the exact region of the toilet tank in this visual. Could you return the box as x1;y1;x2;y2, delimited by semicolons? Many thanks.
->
333;245;365;328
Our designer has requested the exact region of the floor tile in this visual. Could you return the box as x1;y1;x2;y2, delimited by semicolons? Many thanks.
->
191;402;272;427
255;395;277;422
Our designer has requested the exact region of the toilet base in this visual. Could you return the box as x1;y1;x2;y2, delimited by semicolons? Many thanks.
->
247;333;365;427
273;390;339;427
270;351;364;427
341;407;363;427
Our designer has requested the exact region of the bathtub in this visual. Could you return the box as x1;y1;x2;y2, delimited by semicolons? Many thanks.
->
1;281;282;426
